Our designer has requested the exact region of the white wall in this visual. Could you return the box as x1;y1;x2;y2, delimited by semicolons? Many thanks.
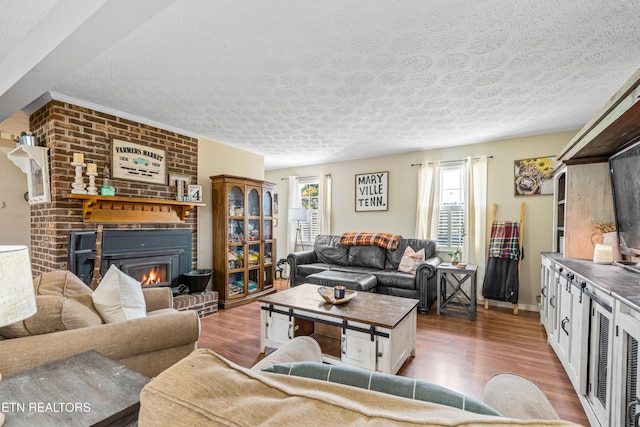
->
266;130;578;311
196;137;264;270
0;112;31;247
0;149;30;246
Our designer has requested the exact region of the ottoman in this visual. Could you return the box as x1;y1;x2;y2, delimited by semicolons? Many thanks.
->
305;270;377;292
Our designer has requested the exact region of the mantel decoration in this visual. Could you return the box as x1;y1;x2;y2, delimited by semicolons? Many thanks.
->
70;152;87;195
169;174;190;201
355;171;388;211
514;156;560;196
112;139;166;185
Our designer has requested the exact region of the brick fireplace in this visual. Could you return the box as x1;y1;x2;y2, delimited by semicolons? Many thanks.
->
27;100;200;277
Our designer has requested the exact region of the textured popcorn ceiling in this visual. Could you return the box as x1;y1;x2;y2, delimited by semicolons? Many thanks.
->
4;1;640;169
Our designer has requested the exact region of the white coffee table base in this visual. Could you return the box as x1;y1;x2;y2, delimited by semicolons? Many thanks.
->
259;284;417;374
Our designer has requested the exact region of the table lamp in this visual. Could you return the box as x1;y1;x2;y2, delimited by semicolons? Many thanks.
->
288;208;310;250
0;246;37;426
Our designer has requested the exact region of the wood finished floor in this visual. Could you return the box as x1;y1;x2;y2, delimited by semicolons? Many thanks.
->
198;280;589;426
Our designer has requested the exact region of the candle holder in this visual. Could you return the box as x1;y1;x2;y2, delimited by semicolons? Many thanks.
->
70;162;87;194
86;172;98;195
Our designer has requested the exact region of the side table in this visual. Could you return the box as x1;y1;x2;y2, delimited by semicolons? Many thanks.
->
0;350;149;426
436;263;478;320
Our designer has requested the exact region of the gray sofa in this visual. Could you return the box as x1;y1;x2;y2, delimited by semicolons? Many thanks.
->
287;235;442;314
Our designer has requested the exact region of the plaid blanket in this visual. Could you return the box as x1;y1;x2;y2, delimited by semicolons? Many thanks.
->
488;221;521;261
339;232;402;250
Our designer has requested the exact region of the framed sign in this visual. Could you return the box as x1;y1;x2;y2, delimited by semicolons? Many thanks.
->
112;139;166;184
355;171;388;211
27;156;51;205
188;185;203;202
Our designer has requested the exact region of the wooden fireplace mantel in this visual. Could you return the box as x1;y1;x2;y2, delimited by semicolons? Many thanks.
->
68;194;205;223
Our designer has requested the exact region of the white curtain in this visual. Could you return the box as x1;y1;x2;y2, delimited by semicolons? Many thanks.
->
415;157;488;289
415;162;441;240
463;156;488;291
319;174;332;235
287;176;301;258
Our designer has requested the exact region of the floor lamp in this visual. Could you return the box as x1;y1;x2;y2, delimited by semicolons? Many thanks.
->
289;208;310;251
0;246;37;426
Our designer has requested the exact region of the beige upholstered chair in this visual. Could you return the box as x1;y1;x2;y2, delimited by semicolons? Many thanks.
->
0;271;200;378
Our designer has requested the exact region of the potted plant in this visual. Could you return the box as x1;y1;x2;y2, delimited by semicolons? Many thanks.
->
447;222;467;265
17;131;36;146
448;247;462;265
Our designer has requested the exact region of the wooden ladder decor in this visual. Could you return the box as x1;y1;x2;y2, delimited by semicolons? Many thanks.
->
483;202;524;315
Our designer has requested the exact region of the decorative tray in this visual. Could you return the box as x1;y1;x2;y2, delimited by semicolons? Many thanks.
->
317;287;357;305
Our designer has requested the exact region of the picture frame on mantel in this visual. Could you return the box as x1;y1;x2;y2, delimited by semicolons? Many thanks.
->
355;171;388;211
111;139;167;185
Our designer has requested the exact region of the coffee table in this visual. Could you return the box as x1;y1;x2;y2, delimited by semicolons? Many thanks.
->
0;350;149;426
259;283;418;374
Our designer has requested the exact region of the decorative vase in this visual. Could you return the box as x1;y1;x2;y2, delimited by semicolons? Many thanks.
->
602;232;622;261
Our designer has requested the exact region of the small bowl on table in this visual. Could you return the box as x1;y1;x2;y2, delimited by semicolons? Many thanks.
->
317;286;357;305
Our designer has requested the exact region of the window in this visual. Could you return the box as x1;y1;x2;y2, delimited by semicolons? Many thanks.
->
437;164;465;250
299;177;319;243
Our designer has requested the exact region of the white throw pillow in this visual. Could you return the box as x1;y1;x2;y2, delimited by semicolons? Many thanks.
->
398;247;425;274
92;265;147;323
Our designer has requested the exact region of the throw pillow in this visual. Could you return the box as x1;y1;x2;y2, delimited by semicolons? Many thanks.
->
0;270;103;338
398;246;425;274
92;265;147;323
34;269;97;312
0;296;103;338
262;362;501;417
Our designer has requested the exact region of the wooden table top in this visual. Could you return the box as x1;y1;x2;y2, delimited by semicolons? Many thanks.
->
0;350;149;426
259;283;418;329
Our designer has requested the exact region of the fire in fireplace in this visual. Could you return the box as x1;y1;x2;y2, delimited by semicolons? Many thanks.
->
125;264;168;286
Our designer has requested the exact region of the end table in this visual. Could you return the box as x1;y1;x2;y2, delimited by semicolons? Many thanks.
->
436;263;478;320
0;350;149;426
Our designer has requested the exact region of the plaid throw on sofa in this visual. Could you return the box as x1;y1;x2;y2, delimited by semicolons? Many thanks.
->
488;221;521;261
338;232;402;250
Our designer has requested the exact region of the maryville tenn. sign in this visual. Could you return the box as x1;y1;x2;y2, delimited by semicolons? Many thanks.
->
355;171;388;211
112;139;167;185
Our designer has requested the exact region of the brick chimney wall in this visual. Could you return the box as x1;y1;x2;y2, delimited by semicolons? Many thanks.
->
28;100;200;276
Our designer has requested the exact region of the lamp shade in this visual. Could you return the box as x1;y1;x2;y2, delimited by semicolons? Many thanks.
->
0;246;37;327
288;208;310;223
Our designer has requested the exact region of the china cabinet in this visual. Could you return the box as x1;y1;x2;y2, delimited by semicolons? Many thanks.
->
211;175;276;308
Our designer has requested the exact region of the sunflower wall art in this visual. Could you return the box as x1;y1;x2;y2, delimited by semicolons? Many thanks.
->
514;156;561;196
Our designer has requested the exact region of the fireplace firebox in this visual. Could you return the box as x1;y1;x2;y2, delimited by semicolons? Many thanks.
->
68;230;193;288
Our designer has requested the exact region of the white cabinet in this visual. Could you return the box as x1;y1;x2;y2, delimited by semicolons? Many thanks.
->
553;268;589;392
586;286;613;427
612;300;640;427
540;256;553;329
541;254;612;427
541;256;561;343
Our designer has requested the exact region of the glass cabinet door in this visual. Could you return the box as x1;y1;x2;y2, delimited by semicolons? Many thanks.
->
247;188;260;217
263;191;272;217
228;186;244;216
263;188;274;288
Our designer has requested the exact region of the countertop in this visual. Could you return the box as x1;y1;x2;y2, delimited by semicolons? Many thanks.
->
542;252;640;312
